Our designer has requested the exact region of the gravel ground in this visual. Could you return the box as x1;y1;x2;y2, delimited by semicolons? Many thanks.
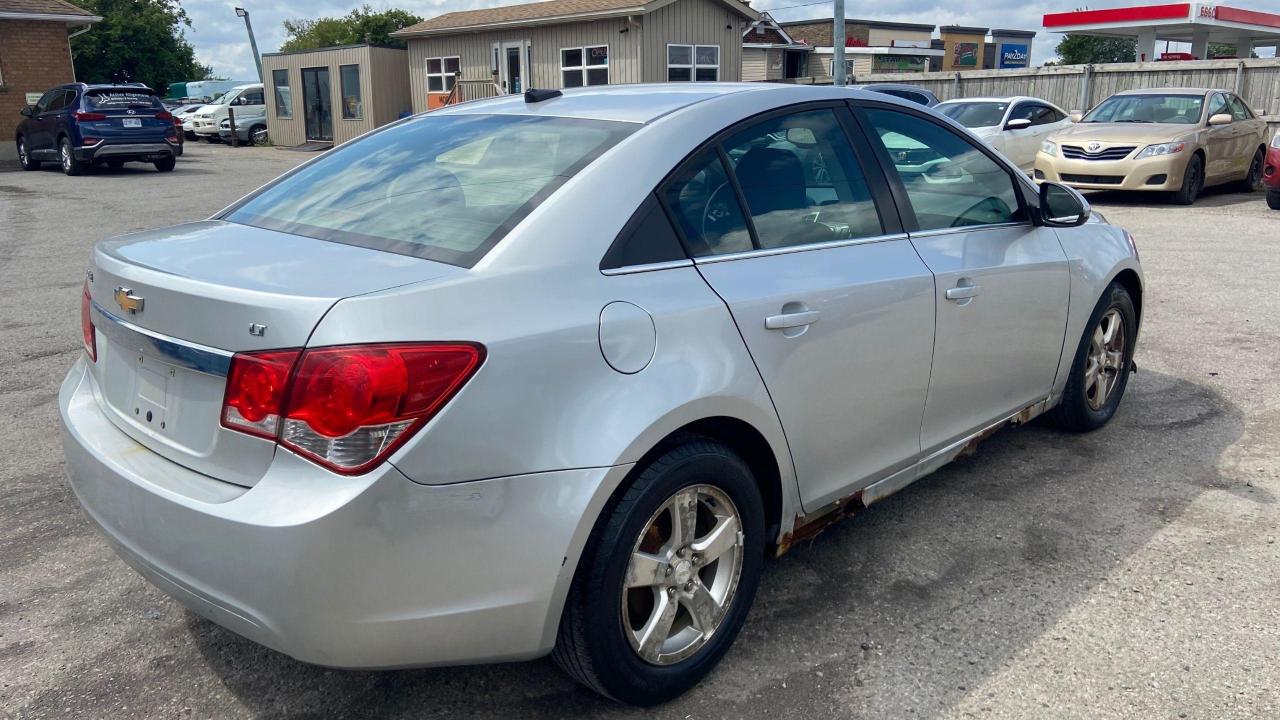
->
2;142;1278;719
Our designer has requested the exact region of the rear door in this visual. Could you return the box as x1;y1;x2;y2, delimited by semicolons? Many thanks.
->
855;101;1069;454
664;103;936;511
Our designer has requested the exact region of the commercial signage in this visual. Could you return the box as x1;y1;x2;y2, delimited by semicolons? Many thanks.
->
952;42;979;67
999;43;1029;68
26;92;42;105
873;55;929;72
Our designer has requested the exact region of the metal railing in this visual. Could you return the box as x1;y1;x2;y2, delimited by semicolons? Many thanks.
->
441;74;503;107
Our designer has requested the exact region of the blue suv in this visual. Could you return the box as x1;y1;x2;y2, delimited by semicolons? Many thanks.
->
15;83;179;175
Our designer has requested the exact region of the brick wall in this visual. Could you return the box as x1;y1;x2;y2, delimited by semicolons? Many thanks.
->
0;20;76;161
782;21;870;49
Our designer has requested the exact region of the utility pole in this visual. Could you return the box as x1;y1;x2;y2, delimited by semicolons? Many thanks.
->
832;0;846;86
235;7;263;82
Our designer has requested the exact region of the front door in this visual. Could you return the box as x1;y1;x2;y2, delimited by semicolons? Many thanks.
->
663;105;936;511
857;102;1070;454
499;41;527;94
301;67;333;142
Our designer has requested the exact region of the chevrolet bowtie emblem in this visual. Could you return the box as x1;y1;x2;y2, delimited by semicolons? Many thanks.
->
114;286;145;314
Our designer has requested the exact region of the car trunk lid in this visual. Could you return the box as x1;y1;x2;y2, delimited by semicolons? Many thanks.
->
86;220;462;486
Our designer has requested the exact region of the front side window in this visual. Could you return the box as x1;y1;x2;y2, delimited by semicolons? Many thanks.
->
561;45;608;88
234;89;264;106
340;64;362;119
272;69;292;118
1082;93;1204;124
722;109;882;250
864;107;1024;231
34;89;60;114
427;56;460;93
668;45;719;82
1206;93;1228;121
1226;94;1251;120
224;114;634;267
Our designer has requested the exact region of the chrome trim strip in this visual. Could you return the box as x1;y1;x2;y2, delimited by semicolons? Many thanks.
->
907;221;1031;239
90;302;233;377
92;143;174;157
692;233;909;265
600;258;694;276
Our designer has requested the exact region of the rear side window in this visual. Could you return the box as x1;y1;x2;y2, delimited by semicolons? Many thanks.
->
225;114;634;267
600;194;687;270
863;107;1024;231
1226;95;1252;120
84;90;163;111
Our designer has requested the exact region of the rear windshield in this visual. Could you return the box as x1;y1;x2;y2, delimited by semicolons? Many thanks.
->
224;114;634;267
84;90;164;111
937;102;1009;128
1082;94;1204;124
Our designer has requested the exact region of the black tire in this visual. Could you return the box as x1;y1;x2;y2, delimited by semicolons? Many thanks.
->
59;137;84;176
154;156;176;172
1238;148;1264;193
246;125;266;146
1048;281;1137;432
1268;189;1280;211
1171;153;1203;205
553;439;765;705
205;135;220;143
16;136;40;170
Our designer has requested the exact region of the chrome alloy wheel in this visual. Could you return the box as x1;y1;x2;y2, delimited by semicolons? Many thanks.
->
1085;308;1126;411
60;142;71;172
18;139;28;165
622;484;744;666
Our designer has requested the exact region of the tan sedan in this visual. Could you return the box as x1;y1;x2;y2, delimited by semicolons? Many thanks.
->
1035;88;1268;205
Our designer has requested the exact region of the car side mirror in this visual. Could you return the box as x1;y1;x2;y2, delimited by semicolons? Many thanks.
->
1005;118;1032;130
1039;182;1090;227
1068;113;1082;123
1208;113;1233;126
20;106;34;118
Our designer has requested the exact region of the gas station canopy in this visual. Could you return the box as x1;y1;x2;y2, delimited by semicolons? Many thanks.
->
1043;3;1280;60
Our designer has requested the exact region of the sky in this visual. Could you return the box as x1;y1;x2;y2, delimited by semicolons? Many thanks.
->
183;0;1278;80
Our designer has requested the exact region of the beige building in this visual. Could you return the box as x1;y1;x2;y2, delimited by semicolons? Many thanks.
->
779;18;939;82
741;13;810;82
939;25;988;71
391;0;758;113
262;44;411;147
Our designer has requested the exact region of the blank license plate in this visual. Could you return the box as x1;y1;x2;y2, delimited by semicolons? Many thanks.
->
123;118;142;128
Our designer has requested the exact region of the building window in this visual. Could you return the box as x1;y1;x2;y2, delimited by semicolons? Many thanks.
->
271;69;291;118
667;45;719;82
828;58;853;82
339;64;362;119
427;56;460;93
560;45;608;88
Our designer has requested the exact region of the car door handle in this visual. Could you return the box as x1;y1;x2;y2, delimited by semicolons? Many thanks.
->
765;310;821;330
946;284;981;300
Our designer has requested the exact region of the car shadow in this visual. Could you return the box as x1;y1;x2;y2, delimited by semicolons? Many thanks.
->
1083;185;1263;209
187;368;1248;719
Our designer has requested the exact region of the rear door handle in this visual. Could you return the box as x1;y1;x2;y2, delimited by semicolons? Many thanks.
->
765;310;821;330
945;284;981;300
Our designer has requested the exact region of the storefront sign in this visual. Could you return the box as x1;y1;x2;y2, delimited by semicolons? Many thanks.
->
873;55;928;72
999;44;1029;68
26;92;42;105
952;42;978;67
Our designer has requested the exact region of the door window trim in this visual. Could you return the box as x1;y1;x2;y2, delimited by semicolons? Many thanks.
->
846;98;1038;234
652;101;904;264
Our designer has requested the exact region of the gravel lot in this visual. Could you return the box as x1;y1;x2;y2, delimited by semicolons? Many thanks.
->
2;141;1279;719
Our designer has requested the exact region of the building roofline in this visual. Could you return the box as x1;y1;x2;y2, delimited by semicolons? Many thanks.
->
778;17;936;32
393;0;756;38
989;28;1038;37
0;10;100;23
939;25;989;35
261;43;405;58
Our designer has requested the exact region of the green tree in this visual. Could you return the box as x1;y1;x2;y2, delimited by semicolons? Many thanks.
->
1055;34;1137;64
1208;42;1257;59
280;5;423;52
69;0;213;91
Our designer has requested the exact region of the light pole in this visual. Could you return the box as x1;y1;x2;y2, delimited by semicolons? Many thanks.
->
832;0;845;86
235;7;263;82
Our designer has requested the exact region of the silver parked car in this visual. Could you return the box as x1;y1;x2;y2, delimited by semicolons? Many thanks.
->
60;84;1143;705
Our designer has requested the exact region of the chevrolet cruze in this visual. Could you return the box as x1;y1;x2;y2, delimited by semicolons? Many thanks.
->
60;84;1143;704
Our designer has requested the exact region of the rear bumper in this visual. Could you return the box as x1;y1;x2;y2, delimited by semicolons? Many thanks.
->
76;141;176;163
59;358;627;668
1035;151;1191;192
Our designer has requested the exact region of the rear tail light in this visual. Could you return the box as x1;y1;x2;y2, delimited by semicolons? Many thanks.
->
80;282;96;362
221;343;484;475
81;137;102;146
74;112;107;121
155;111;174;122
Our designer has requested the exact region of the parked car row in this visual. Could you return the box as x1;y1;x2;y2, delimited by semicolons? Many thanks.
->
191;83;265;143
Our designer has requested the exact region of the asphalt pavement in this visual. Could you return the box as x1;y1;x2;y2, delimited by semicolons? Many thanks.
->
1;142;1278;719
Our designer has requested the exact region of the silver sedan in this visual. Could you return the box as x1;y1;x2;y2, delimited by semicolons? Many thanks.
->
60;84;1143;705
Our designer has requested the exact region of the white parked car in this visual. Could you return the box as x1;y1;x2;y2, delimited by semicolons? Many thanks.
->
173;104;207;140
936;96;1072;171
192;83;264;142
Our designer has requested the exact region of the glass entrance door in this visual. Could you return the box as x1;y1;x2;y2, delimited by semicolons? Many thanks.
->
500;42;526;94
301;67;333;142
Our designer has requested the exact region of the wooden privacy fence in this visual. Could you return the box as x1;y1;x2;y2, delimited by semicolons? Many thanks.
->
857;58;1280;121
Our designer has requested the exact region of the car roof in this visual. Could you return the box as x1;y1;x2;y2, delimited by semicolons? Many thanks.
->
1114;87;1212;96
938;96;1026;104
432;83;912;124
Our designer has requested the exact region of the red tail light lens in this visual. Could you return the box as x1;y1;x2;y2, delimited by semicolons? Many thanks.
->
80;282;96;362
155;111;174;122
220;343;484;475
221;350;301;439
74;112;107;121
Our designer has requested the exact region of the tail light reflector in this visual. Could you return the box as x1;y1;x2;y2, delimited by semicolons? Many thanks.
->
221;343;484;475
80;282;96;362
74;112;107;121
